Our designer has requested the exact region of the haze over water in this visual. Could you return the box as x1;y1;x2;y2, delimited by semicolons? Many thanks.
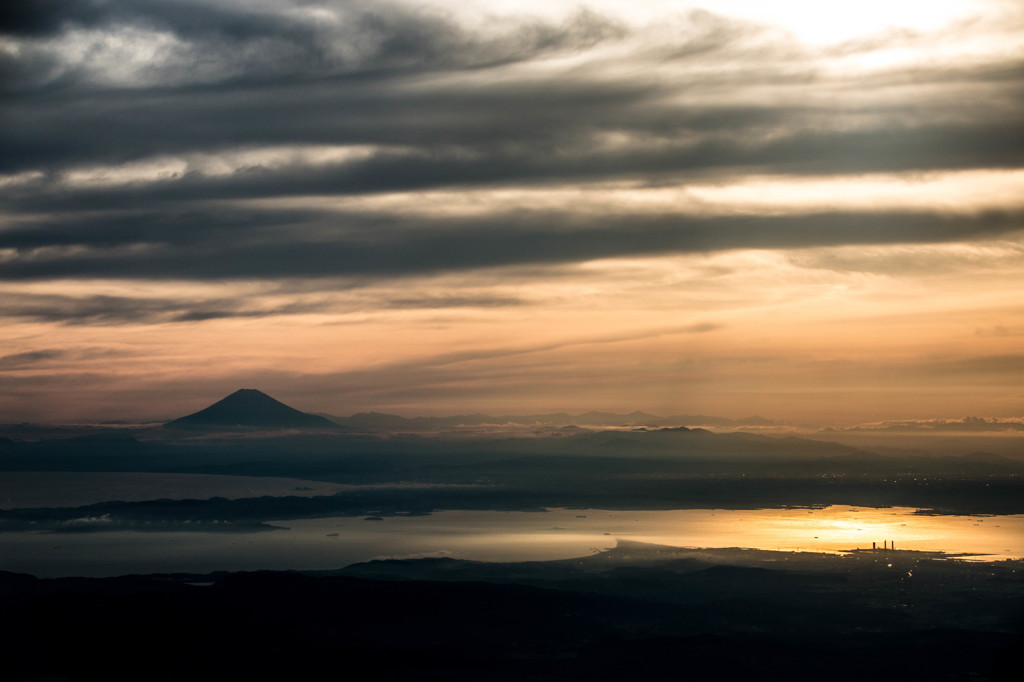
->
4;506;1022;578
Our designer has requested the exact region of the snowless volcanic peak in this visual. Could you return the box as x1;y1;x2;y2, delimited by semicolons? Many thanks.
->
166;389;337;429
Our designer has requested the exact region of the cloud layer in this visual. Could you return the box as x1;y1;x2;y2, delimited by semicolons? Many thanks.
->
1;0;1023;421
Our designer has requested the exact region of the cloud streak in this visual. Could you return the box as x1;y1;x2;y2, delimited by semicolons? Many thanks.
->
0;290;332;324
2;209;1020;282
2;0;1023;421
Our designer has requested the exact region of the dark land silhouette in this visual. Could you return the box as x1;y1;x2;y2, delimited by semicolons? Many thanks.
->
326;409;783;431
165;388;339;430
2;390;1024;534
1;543;1020;681
2;389;1024;679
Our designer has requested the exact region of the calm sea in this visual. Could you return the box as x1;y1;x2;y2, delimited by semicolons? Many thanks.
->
3;504;1022;578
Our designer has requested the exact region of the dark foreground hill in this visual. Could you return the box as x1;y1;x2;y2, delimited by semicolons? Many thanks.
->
2;544;1020;681
165;389;338;429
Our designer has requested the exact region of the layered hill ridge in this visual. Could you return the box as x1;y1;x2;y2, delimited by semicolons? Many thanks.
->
327;410;779;431
166;389;338;429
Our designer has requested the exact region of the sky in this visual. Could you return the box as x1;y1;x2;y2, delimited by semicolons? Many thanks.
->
1;0;1023;424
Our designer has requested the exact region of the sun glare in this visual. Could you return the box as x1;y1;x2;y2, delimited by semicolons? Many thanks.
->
709;0;973;44
412;0;975;44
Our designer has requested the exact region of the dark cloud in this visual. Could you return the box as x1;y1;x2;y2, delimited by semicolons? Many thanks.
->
0;0;103;37
0;74;656;172
0;2;628;95
0;206;327;250
0;349;67;369
1;2;1022;292
1;4;1021;177
386;296;527;309
2;209;1020;283
2;113;1022;212
2;63;1021;195
0;0;331;42
0;291;331;324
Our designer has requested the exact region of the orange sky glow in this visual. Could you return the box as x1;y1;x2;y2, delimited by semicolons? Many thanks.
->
1;1;1022;423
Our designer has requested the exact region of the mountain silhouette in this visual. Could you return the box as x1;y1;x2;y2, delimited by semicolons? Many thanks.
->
166;389;338;429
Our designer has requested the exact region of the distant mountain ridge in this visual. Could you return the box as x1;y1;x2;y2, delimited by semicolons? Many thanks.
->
166;389;338;429
326;411;780;432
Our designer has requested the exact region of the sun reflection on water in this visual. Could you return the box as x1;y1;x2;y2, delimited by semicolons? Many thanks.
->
4;505;1023;578
614;506;1024;558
